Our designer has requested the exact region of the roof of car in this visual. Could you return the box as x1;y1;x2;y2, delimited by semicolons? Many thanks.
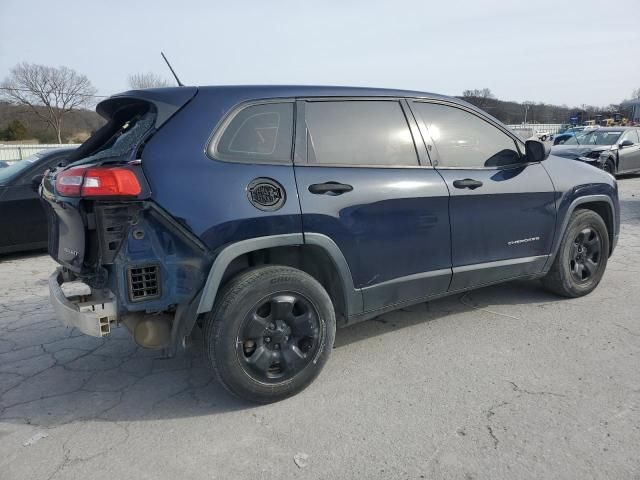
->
589;127;636;131
195;84;450;100
37;147;77;157
118;85;457;103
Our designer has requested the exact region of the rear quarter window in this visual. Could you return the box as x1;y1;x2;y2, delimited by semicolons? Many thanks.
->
211;102;294;163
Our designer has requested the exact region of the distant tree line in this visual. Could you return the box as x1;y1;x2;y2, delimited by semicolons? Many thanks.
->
460;88;638;125
1;62;637;142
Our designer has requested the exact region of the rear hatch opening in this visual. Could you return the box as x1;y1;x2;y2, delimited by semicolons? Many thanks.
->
41;89;199;274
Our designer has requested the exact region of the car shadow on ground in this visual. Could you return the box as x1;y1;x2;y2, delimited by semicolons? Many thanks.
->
0;249;48;262
0;278;565;426
334;278;562;348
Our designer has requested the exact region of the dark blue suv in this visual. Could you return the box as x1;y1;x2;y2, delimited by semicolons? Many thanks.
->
41;86;620;402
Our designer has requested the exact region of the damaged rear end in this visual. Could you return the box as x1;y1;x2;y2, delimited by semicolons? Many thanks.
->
41;88;211;355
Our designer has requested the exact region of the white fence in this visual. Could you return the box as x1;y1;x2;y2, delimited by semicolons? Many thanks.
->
0;144;79;163
507;123;564;140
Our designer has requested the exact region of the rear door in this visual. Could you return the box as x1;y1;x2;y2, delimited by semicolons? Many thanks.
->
410;101;556;291
294;99;451;314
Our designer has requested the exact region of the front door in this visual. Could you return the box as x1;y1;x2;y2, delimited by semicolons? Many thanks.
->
410;100;557;291
294;99;452;314
618;129;640;172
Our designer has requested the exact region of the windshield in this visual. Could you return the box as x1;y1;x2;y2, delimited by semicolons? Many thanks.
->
565;130;622;146
0;153;42;184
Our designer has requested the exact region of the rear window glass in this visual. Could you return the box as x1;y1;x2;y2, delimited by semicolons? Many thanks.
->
79;111;156;164
214;103;294;163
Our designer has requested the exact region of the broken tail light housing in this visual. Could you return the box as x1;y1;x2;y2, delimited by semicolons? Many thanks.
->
55;166;142;197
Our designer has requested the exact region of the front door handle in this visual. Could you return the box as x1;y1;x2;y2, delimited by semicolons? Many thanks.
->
453;178;483;190
308;182;353;195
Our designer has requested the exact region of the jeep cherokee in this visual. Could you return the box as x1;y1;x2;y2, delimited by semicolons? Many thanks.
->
40;86;620;403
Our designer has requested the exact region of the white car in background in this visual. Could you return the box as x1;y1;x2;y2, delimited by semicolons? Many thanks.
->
535;130;551;141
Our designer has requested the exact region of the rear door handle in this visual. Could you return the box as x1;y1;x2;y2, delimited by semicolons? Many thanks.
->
453;178;483;190
308;182;353;195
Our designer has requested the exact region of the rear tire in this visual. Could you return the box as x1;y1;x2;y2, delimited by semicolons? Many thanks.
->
203;265;335;403
542;210;609;297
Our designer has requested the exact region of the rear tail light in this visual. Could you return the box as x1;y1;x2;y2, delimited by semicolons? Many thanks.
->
55;167;86;196
55;166;142;197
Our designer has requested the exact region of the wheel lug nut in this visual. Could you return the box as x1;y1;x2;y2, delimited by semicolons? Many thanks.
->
269;323;275;330
264;337;271;343
284;336;289;341
274;344;280;350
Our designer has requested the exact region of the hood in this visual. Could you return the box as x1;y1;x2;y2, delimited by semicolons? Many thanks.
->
550;144;612;159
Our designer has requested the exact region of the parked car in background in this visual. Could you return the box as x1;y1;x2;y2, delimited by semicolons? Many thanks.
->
0;147;75;254
535;130;551;141
550;127;640;176
41;86;619;403
0;161;10;168
552;126;588;145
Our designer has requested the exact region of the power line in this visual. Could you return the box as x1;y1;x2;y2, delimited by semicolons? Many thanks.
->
0;86;109;98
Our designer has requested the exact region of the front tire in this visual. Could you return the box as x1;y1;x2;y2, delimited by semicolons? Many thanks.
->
602;158;615;176
542;210;609;297
203;266;336;403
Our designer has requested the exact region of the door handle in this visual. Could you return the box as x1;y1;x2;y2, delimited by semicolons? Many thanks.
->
308;182;353;195
453;178;483;190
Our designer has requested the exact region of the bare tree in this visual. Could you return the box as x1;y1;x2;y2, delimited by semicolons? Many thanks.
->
1;63;97;143
462;88;495;109
128;72;171;89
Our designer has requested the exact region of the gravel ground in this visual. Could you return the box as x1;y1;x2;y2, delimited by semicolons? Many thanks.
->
1;176;639;480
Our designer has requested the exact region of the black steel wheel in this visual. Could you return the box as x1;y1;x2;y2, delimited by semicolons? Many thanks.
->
237;293;321;384
568;227;602;283
204;265;335;403
542;209;609;297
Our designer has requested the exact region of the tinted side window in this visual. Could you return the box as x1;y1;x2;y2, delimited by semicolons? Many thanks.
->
215;102;294;163
412;102;521;168
305;101;418;166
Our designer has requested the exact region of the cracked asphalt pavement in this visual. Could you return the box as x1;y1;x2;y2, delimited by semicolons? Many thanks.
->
2;177;640;480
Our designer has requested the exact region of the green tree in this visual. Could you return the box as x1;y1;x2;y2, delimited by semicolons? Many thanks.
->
5;119;30;140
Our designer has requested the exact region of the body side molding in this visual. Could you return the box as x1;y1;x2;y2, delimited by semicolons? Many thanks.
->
197;234;304;314
196;232;363;317
304;232;363;317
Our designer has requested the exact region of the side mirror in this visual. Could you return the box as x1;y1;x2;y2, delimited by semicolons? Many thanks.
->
525;139;550;163
619;139;634;148
31;174;44;193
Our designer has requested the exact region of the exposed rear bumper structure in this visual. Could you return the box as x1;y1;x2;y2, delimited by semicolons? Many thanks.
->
49;268;118;337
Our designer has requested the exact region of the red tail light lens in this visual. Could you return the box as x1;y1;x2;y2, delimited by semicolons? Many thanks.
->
82;168;141;196
55;166;142;197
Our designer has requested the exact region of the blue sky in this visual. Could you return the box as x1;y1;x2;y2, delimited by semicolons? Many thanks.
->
1;0;638;106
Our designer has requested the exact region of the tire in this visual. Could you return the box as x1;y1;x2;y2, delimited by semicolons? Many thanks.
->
542;209;609;298
203;265;336;403
602;158;615;176
541;135;547;141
